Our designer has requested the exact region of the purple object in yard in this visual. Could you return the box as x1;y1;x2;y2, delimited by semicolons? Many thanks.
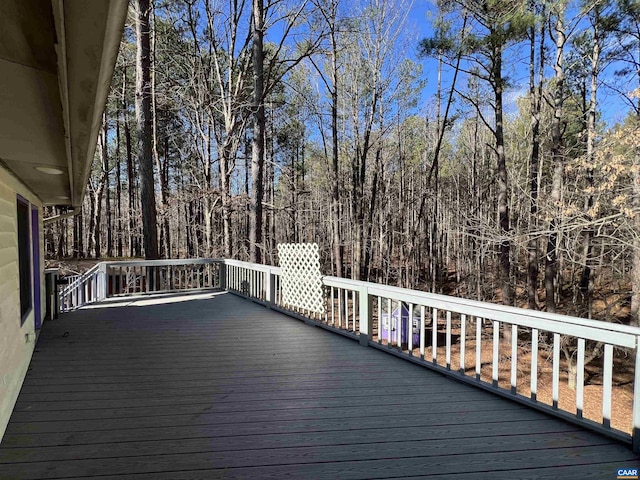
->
381;304;419;346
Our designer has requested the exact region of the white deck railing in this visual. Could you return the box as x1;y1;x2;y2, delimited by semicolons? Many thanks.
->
59;259;222;312
58;263;105;311
56;258;640;451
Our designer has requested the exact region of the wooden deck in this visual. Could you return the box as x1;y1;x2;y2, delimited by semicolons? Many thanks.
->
1;291;639;479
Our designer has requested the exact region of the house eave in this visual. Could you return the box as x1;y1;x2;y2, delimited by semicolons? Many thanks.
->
0;0;127;207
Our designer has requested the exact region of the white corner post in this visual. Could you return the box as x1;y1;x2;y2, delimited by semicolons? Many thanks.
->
358;285;373;346
99;262;108;301
265;268;276;307
218;261;227;291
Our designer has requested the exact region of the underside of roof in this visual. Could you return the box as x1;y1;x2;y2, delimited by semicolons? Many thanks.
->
0;0;127;207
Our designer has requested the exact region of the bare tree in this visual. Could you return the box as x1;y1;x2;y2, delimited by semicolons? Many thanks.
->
135;0;159;260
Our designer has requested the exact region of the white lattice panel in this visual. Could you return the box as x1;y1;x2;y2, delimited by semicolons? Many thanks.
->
277;243;325;314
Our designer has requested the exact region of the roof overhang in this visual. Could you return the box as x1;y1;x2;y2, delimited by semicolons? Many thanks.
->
0;0;127;207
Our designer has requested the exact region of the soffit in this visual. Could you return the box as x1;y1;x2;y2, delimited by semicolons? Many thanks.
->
0;0;127;207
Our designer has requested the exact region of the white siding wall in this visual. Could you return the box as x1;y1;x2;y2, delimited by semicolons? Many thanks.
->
0;164;44;440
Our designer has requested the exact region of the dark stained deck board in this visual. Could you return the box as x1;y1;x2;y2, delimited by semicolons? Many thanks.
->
0;419;585;463
1;291;639;479
8;391;498;422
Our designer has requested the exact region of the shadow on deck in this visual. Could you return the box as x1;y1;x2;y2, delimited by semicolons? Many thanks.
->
1;291;639;479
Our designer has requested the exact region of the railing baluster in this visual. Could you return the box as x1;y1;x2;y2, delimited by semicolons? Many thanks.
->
344;288;349;331
378;296;382;343
432;308;438;364
353;290;358;333
337;288;342;328
603;343;613;429
476;317;482;381
203;264;208;289
460;314;466;374
492;320;499;387
408;303;414;355
420;305;425;359
446;311;452;370
511;324;518;394
531;328;538;401
387;298;392;345
331;287;335;326
577;337;585;418
553;333;560;409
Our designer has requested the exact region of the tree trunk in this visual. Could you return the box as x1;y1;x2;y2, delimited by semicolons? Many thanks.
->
546;5;566;313
329;2;343;277
527;1;544;310
88;187;96;256
135;0;159;260
93;182;105;258
151;12;169;259
249;0;265;264
579;8;601;315
219;143;233;258
122;69;138;258
161;136;171;257
103;114;113;258
493;44;512;308
116;98;123;258
631;157;640;326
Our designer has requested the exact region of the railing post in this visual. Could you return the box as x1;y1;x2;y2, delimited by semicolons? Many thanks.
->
99;263;108;300
633;335;640;452
265;268;276;307
218;261;227;291
53;272;59;318
358;285;373;347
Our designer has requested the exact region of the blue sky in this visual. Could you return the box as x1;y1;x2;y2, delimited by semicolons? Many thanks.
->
404;0;635;128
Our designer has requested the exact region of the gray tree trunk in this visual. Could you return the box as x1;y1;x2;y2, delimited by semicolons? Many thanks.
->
249;0;265;264
135;0;159;260
545;5;566;313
